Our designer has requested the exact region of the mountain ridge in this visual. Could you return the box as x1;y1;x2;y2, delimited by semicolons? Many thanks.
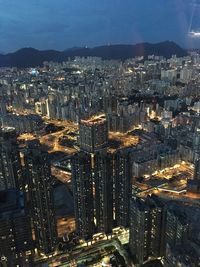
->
0;41;188;68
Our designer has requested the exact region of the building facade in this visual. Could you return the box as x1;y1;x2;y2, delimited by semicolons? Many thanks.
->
71;152;95;240
129;196;166;265
24;140;57;255
0;127;21;191
114;150;132;227
0;190;33;267
94;152;113;233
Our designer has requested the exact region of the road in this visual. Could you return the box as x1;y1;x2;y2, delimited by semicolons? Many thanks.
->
52;166;71;184
48;237;130;267
18;117;78;155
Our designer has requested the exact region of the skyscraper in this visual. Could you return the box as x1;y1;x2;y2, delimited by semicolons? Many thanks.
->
147;196;166;258
114;149;132;227
94;152;113;234
129;197;150;265
71;151;114;238
129;196;166;265
0;127;21;191
0;190;33;267
71;152;95;240
187;158;200;193
164;208;190;267
193;158;200;180
165;209;188;248
24;140;57;255
0;97;7;117
71;114;114;239
72;115;135;239
46;95;57;119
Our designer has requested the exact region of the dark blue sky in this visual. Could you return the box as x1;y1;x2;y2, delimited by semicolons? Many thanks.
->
0;0;200;52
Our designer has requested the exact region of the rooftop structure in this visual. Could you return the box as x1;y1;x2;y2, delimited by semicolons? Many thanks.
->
79;114;108;153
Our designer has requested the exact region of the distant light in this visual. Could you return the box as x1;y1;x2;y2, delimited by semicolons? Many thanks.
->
29;68;39;76
188;30;200;38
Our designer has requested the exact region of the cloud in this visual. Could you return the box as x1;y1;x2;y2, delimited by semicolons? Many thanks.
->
0;0;199;52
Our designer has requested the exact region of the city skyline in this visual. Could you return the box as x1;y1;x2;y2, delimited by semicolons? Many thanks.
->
1;1;200;266
1;48;200;266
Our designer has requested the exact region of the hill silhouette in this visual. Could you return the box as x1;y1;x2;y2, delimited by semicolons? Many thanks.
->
0;41;187;68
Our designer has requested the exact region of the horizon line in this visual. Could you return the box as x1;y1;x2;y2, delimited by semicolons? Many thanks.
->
0;40;195;55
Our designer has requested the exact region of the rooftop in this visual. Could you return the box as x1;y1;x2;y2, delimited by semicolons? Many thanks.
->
80;114;106;125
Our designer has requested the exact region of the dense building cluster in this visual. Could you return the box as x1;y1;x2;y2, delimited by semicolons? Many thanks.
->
0;52;200;266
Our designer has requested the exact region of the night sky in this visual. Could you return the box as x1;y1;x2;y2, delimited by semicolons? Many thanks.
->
0;0;200;53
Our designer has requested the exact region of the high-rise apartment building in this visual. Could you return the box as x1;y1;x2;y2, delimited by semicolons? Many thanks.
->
164;208;190;267
71;150;115;238
0;97;7;117
129;197;150;265
24;140;57;255
114;149;132;227
129;196;166;265
187;158;200;193
72;115;134;239
94;152;113;233
193;158;200;180
71;152;95;240
147;196;166;258
71;115;114;239
46;95;57;119
0;190;33;267
0;127;21;191
165;209;188;248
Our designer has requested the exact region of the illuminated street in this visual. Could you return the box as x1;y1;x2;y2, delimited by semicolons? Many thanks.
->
40;119;78;154
151;162;193;180
17;118;78;154
51;166;71;184
108;131;140;152
47;229;130;267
